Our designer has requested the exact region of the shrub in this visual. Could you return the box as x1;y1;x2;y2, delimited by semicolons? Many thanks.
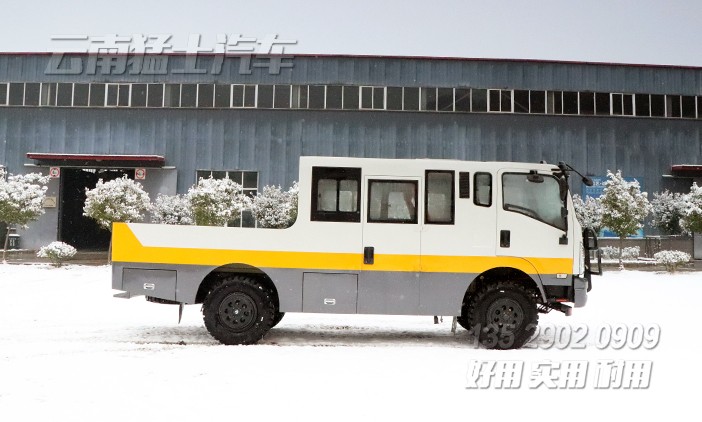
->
151;194;193;225
83;175;151;230
653;250;690;272
187;177;250;226
250;182;299;228
37;241;77;267
600;246;640;260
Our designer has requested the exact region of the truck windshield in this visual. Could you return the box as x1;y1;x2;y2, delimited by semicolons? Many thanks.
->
502;173;566;230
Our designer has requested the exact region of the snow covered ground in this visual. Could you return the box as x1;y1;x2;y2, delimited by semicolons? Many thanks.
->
0;264;699;421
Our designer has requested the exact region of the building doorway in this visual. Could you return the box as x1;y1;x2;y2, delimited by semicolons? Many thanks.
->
58;168;134;250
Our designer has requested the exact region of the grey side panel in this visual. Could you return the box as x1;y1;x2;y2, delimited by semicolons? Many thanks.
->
357;273;420;315
418;273;470;315
122;268;177;301
264;268;304;312
302;273;358;313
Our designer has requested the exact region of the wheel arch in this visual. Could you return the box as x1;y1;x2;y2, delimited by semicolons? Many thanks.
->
463;266;546;308
195;263;280;309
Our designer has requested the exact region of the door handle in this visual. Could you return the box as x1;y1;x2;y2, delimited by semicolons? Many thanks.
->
363;246;374;265
500;230;510;248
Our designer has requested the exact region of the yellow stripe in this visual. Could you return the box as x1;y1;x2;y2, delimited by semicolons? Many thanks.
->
112;223;573;275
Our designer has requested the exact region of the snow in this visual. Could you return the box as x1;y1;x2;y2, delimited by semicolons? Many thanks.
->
0;264;699;420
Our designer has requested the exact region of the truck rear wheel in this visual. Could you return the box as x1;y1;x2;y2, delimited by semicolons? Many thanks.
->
271;311;285;328
203;275;276;345
467;281;538;350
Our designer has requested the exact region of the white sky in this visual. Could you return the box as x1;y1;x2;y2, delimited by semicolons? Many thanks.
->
2;0;701;66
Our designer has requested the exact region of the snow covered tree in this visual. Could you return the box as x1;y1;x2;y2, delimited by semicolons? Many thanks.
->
250;182;299;228
680;182;702;234
572;194;603;233
0;169;49;262
187;177;250;226
151;194;194;225
83;175;151;230
650;190;686;235
600;170;651;268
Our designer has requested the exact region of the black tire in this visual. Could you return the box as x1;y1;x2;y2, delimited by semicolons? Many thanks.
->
202;275;276;345
271;311;285;328
456;315;472;331
466;281;538;350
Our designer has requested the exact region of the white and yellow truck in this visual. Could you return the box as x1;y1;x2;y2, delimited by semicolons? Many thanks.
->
111;156;601;349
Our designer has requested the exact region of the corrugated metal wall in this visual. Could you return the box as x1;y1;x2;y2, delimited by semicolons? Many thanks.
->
0;53;700;195
1;107;700;195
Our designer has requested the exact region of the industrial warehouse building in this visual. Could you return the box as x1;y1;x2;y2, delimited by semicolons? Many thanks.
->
0;52;701;250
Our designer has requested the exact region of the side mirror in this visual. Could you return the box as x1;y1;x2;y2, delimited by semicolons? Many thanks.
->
584;228;598;250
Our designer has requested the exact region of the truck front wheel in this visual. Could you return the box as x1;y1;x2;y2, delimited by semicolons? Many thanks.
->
203;276;276;345
467;281;538;350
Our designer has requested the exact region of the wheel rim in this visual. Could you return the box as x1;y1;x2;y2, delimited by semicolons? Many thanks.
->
487;297;524;329
218;292;258;332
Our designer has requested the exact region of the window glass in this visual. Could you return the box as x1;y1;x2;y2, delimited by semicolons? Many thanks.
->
650;94;665;117
488;89;500;112
308;85;325;109
580;92;595;115
471;89;487;112
368;180;418;223
529;90;546;113
513;90;529;113
681;96;696;118
40;83;57;106
421;88;437;111
455;88;470;112
118;84;130;107
0;83;7;105
437;88;454;111
361;86;373;109
635;94;650;117
311;167;361;222
502;173;565;230
24;83;40;106
342;86;358;109
106;84;118;106
474;172;492;207
326;85;343;109
403;87;420;111
426;171;454;224
148;84;164;107
214;84;230;107
500;90;512;112
667;95;681;118
197;84;214;107
244;85;257;107
89;83;105;106
373;87;385;110
73;83;89;106
164;84;180;107
294;85;308;108
274;85;291;108
595;92;610;115
131;84;147;107
8;83;24;105
180;84;196;107
563;91;578;114
386;87;402;110
258;85;274;108
56;83;73;106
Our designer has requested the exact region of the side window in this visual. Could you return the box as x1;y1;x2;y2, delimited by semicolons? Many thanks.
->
502;173;565;230
425;171;454;224
368;180;418;224
311;167;361;222
474;173;492;207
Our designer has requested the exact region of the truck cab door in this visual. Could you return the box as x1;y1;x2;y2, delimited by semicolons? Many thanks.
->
495;170;573;275
358;176;421;314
